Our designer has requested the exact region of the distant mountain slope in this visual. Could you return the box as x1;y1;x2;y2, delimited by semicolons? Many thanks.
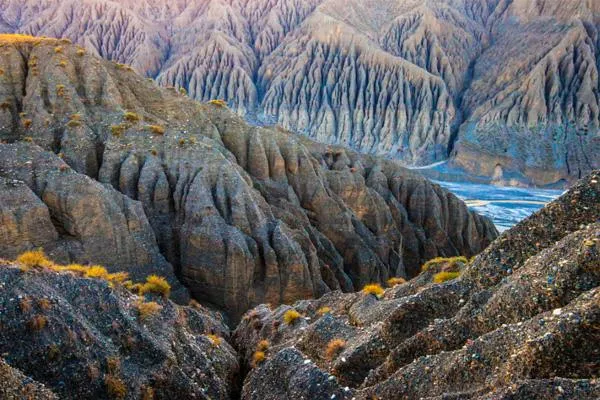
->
0;35;496;319
1;0;598;186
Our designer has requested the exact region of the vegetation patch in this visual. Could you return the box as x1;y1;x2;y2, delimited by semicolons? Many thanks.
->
136;301;163;320
421;256;468;272
139;275;171;298
317;306;332;316
252;351;266;367
208;99;228;107
362;283;385;298
283;309;302;325
123;111;140;123
387;277;406;287
325;339;346;360
146;125;165;135
433;271;461;283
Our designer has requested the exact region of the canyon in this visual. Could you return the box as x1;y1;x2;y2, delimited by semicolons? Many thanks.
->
1;0;598;186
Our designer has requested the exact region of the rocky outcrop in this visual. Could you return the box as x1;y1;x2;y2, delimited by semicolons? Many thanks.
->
0;37;496;319
1;0;598;185
0;358;57;400
0;261;239;399
233;170;600;399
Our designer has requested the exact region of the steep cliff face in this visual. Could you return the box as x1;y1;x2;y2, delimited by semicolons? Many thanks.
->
233;170;600;399
0;36;496;319
1;0;598;186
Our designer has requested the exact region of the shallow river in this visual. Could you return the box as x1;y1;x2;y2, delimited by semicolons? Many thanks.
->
435;181;564;232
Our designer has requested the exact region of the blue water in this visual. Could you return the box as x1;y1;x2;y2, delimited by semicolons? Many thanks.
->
435;181;564;232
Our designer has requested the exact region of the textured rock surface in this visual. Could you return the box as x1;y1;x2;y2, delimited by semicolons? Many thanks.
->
1;0;598;185
233;171;600;399
0;357;57;400
0;262;239;399
0;37;496;319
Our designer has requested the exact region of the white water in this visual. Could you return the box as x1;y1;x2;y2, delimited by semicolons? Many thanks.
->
435;181;564;232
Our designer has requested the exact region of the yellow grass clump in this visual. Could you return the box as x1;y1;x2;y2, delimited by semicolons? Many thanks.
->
256;340;270;352
0;34;57;45
208;99;228;107
283;309;302;325
325;339;346;360
387;277;406;287
105;375;127;399
123;111;140;123
139;275;171;298
136;301;163;320
252;351;266;367
16;249;53;271
85;265;109;279
207;334;222;347
433;271;461;284
362;283;385;298
421;256;468;272
146;125;165;135
317;306;332;316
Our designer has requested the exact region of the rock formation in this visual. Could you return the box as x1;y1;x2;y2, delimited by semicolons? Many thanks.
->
0;35;496;320
1;0;598;185
0;260;239;399
233;170;600;399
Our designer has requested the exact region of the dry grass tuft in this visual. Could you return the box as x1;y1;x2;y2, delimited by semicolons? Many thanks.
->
16;249;53;271
317;306;332;316
28;314;48;331
105;375;127;399
208;99;228;107
252;351;266;367
433;271;461;283
123;111;140;123
283;309;302;325
325;339;346;360
387;277;406;287
421;256;468;272
146;125;165;135
207;334;222;347
85;265;109;280
136;301;163;320
362;283;385;298
256;339;269;352
139;275;171;298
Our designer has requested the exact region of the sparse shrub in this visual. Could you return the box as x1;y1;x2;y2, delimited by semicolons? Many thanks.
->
67;119;82;128
107;272;129;285
150;149;158;156
22;118;32;129
58;60;67;68
189;299;202;309
136;301;163;320
62;263;88;275
0;100;10;110
252;351;266;367
207;334;221;347
0;68;4;76
179;87;187;95
47;343;61;361
16;249;53;270
19;297;33;313
106;356;121;375
256;339;269;352
433;271;461;283
189;136;197;145
85;265;109;280
178;138;186;146
38;298;51;310
146;125;165;135
421;256;468;272
325;339;346;360
110;124;127;137
28;314;48;331
141;387;155;400
139;275;171;298
77;48;86;57
105;375;127;399
123;111;140;123
283;309;301;325
362;283;384;298
56;84;66;97
22;136;34;143
317;306;332;316
59;38;72;45
54;46;63;54
387;277;406;287
208;99;227;107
